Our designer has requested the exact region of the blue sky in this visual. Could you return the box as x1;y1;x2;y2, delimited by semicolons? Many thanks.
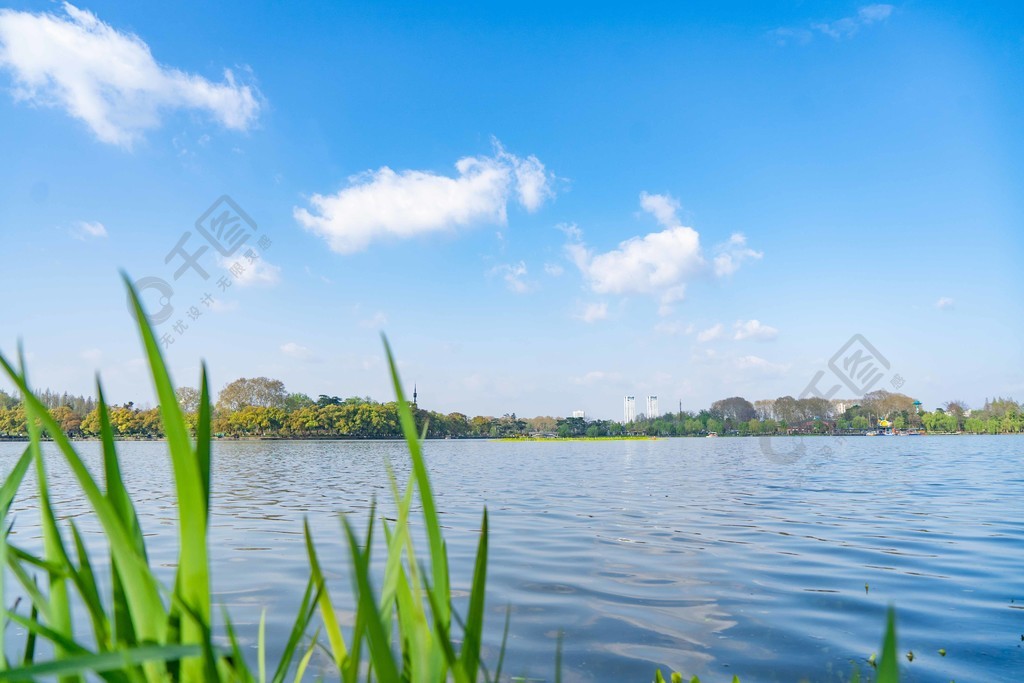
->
0;1;1021;419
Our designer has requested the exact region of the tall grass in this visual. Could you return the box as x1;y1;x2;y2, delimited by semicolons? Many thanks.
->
0;275;903;681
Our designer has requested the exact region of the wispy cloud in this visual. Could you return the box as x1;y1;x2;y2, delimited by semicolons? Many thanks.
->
490;261;531;293
713;233;762;277
935;296;954;310
280;342;315;361
217;255;281;287
71;220;107;240
567;193;760;315
577;302;608;323
733;319;778;341
295;140;555;254
697;323;724;343
770;4;893;45
0;3;260;147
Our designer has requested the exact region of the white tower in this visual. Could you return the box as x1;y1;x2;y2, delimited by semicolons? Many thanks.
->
624;396;636;422
646;395;659;419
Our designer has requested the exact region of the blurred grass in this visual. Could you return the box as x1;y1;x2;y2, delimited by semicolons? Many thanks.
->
0;275;902;682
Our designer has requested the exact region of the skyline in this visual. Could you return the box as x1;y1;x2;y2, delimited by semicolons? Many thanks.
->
1;1;1022;420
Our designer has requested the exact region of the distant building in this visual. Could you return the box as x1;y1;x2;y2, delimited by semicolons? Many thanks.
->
572;410;586;419
646;395;659;419
624;396;636;422
831;399;858;416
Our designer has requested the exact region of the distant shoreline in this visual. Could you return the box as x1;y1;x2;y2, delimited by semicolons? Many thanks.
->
2;432;1017;444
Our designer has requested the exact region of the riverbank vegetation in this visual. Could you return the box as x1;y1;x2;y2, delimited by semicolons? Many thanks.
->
1;381;1020;440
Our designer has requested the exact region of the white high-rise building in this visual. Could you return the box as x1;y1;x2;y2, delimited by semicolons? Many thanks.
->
646;395;659;418
623;396;636;422
571;410;586;419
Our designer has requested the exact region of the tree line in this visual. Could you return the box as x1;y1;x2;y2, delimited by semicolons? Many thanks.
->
1;381;1022;439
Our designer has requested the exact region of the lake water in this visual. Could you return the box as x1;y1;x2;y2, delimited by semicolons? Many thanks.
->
2;436;1022;682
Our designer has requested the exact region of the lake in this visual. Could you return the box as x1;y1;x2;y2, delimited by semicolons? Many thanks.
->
2;436;1022;682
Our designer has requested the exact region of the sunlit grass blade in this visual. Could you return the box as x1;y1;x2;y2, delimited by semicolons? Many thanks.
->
382;336;450;628
292;627;320;683
0;644;203;682
341;513;400;682
877;606;899;683
459;509;488;681
303;520;348;668
122;273;210;660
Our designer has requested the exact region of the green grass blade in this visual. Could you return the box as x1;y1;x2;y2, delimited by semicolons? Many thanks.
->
303;520;348;668
877;607;899;683
122;274;210;653
196;364;212;518
0;446;32;671
382;336;450;628
258;609;267;683
341;515;400;682
491;605;511;683
459;508;488;681
0;447;31;518
68;522;112;653
0;644;202;681
292;627;320;683
97;385;147;558
554;630;563;683
222;609;255;683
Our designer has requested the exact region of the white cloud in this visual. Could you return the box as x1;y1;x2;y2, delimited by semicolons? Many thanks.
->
772;4;893;45
733;319;779;341
697;323;724;343
280;342;314;361
80;348;102;364
71;220;107;240
568;193;703;306
294;141;555;254
713;233;762;277
0;3;260;148
577;302;608;323
935;297;954;310
491;261;531;293
217;255;281;287
567;194;760;313
359;311;388;329
543;263;564;277
814;4;893;38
